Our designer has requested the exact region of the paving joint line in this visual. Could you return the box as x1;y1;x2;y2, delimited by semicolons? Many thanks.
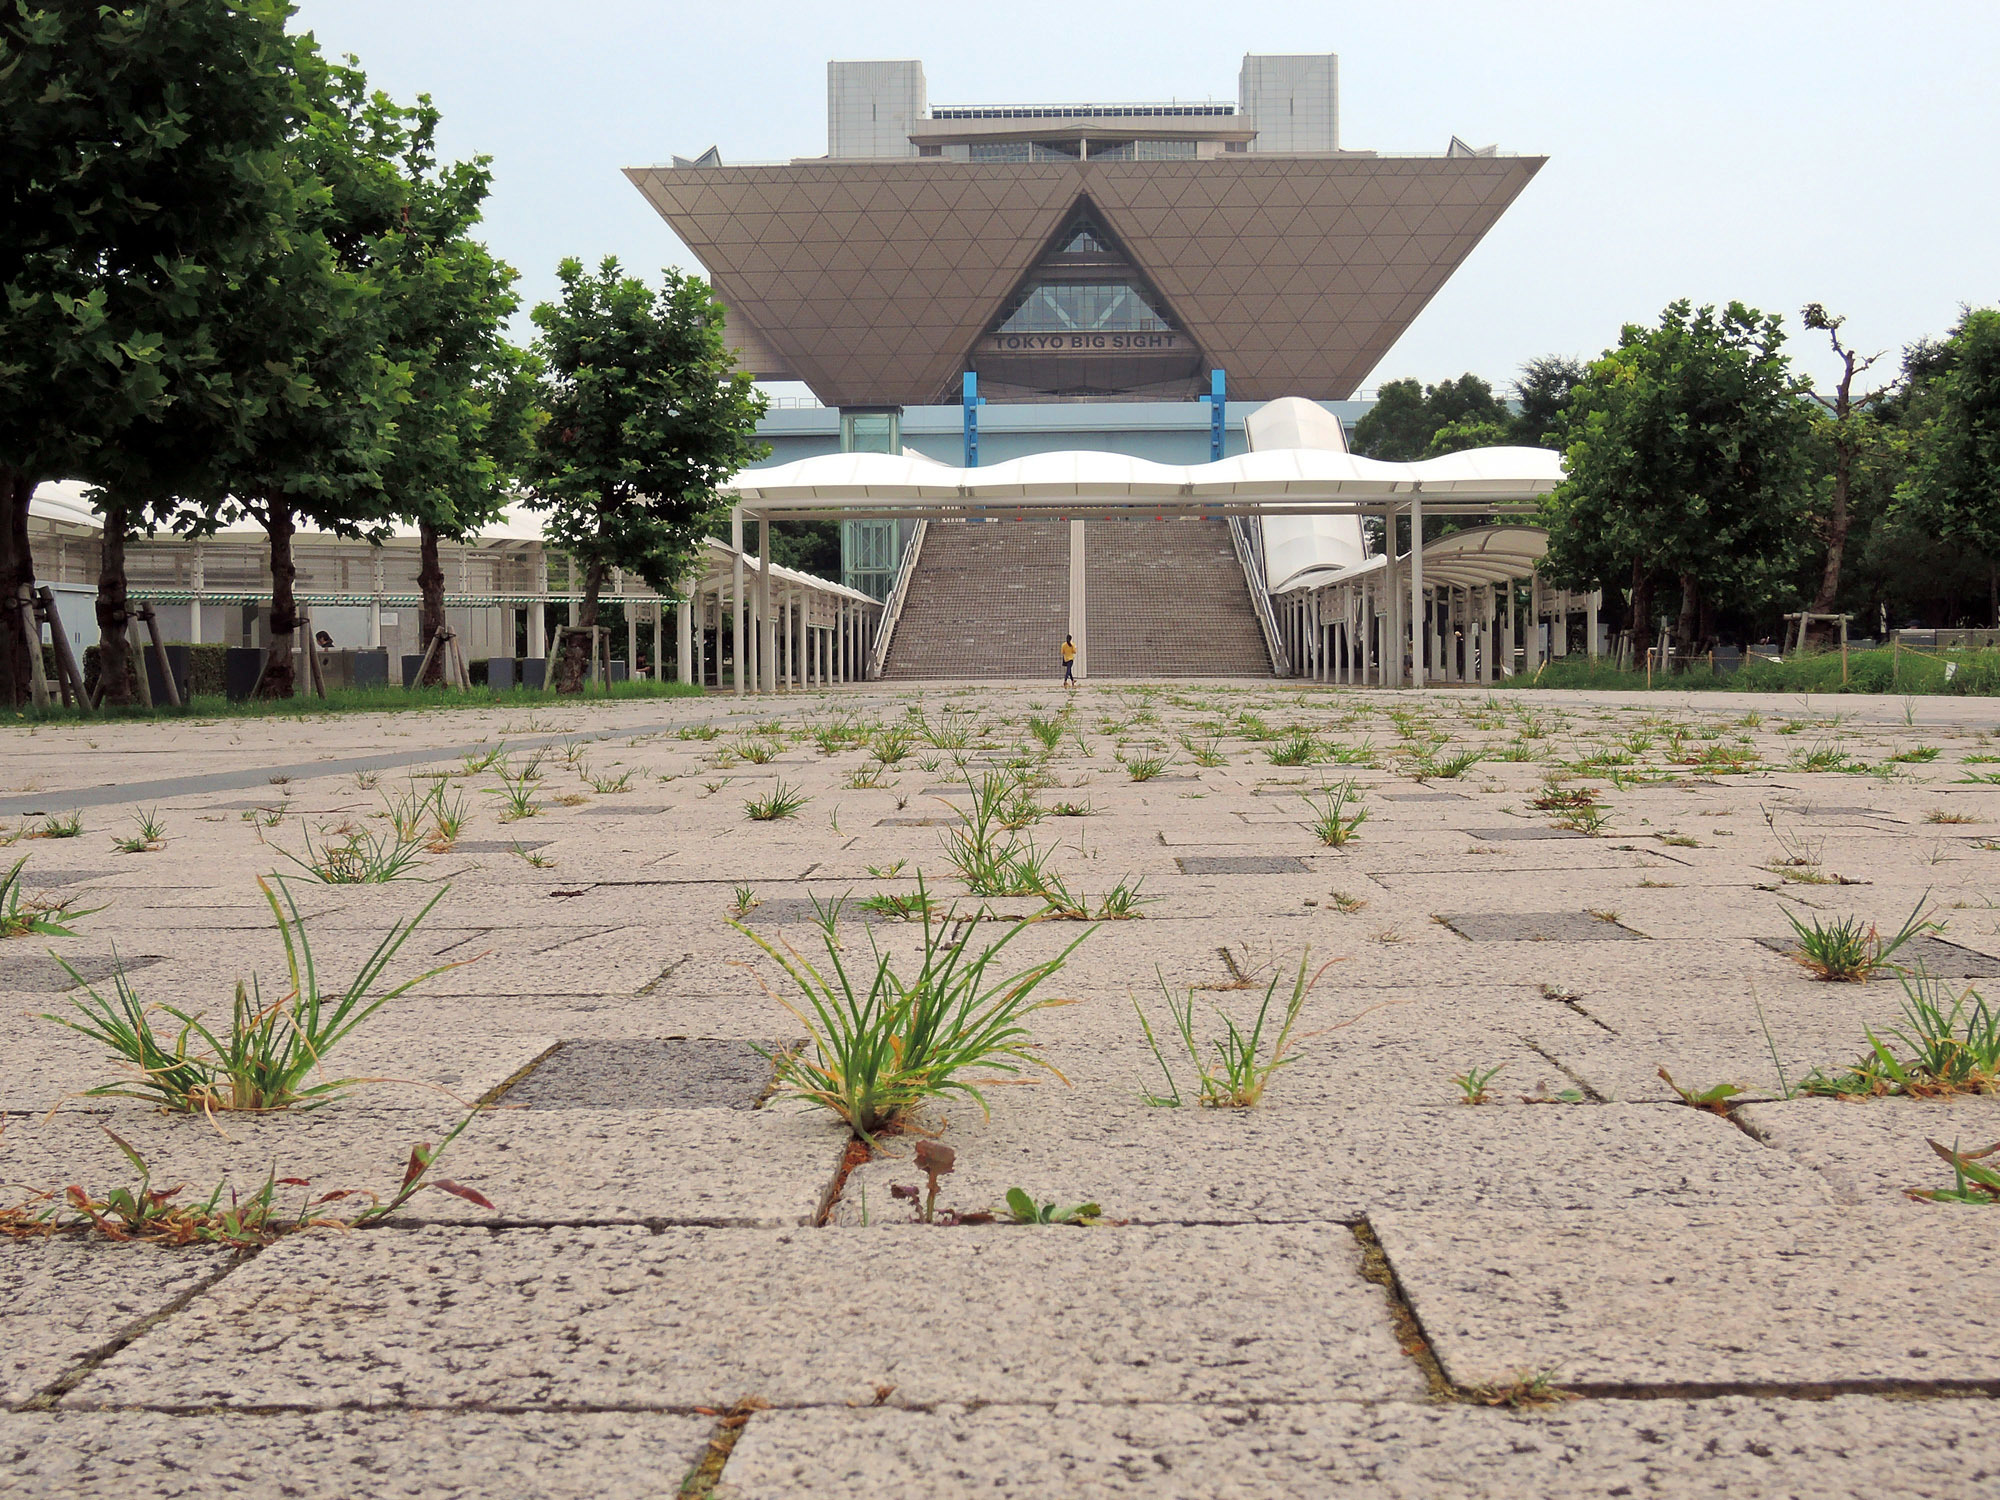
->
16;1249;256;1412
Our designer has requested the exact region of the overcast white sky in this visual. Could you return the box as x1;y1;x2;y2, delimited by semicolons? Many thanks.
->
291;0;1997;399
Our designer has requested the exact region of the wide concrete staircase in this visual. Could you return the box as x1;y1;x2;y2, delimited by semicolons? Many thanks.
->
880;517;1274;680
880;521;1070;680
1085;518;1273;677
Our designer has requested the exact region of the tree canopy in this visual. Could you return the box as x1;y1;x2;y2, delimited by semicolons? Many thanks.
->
525;257;765;687
1539;300;1816;646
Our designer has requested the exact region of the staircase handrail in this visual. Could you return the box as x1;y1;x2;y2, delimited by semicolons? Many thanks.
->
1229;515;1291;677
866;519;928;680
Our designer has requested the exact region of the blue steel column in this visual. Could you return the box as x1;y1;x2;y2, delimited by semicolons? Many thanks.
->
963;371;984;468
1205;369;1226;461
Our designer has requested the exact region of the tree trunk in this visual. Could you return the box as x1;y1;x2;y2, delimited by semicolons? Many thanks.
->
1627;559;1650;640
95;502;136;707
1811;441;1851;617
417;520;446;687
1676;571;1700;658
0;468;36;706
257;497;298;699
553;560;608;695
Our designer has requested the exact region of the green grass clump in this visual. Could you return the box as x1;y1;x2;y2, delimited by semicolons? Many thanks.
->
1303;780;1367;848
736;881;1089;1138
745;781;809;821
1803;972;2000;1097
0;855;94;939
1133;952;1327;1108
45;880;452;1112
1784;898;1935;982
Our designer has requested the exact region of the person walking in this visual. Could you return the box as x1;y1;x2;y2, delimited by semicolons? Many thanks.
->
1061;634;1078;688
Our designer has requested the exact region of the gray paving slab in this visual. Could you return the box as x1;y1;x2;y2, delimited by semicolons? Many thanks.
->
0;1410;713;1496
1439;911;1646;942
1174;855;1312;874
1374;1205;2000;1391
722;1395;2000;1500
0;1239;230;1407
501;1038;784;1110
61;1224;1421;1411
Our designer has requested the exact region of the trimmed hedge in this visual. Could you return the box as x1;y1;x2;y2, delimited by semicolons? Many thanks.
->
80;642;229;698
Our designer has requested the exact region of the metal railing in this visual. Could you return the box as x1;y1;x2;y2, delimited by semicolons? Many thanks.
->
1228;515;1290;677
865;520;928;680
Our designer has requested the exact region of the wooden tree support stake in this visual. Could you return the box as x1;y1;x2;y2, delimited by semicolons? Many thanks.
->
35;588;92;714
138;603;181;708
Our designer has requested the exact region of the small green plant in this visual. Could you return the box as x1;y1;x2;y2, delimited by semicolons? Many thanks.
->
1451;1063;1506;1105
0;856;93;938
1784;897;1936;982
512;842;555;869
1047;799;1093;818
1003;1187;1102;1226
1303;780;1367;848
113;808;167;854
867;860;908;879
32;812;83;839
1657;1067;1745;1112
1928;809;1980;825
1550;803;1610;836
735;879;1088;1138
427;789;469;851
857;889;942;921
1123;753;1171;782
1328;890;1367;914
487;769;541;821
461;743;508;774
1133;952;1327;1108
677;723;721;741
46;880;454;1112
736;739;779;765
381;782;439;842
1037;870;1153;922
870;729;912;764
1907;1138;2000;1205
1180;733;1227;767
847;764;890;790
586;768;635;793
1027;714;1065;752
730;884;761;917
1805;972;2000;1097
1889;745;1942;763
279;821;425;884
1469;1370;1576;1409
745;781;809;821
1266;730;1321;766
1413;748;1484;781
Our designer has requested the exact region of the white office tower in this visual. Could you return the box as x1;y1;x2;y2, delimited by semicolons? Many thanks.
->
1239;53;1339;154
828;60;927;159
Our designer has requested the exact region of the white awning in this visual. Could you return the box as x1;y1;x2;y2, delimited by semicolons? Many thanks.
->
724;444;1564;516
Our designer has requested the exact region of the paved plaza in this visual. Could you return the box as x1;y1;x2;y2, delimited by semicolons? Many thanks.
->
3;681;1999;1497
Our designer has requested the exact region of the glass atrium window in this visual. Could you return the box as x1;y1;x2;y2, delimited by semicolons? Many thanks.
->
996;283;1173;334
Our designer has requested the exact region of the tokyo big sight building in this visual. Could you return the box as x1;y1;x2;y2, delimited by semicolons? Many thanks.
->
628;55;1543;411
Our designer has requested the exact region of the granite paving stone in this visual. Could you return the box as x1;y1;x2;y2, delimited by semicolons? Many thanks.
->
722;1395;2000;1500
60;1224;1422;1410
1374;1205;2000;1390
0;1240;229;1407
0;1411;714;1499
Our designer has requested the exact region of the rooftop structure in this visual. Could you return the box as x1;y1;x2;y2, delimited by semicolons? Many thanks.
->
629;54;1541;407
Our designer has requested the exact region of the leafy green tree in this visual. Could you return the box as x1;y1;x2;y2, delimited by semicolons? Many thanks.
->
1897;309;2000;624
1422;417;1513;458
525;257;766;691
211;54;424;697
0;0;300;704
1540;300;1816;649
1353;374;1508;461
367;116;539;683
1510;355;1586;447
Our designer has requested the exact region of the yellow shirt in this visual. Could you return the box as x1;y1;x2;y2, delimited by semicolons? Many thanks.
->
1061;642;1077;662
